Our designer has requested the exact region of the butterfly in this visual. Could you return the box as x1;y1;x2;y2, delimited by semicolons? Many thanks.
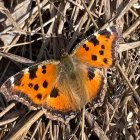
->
0;26;119;122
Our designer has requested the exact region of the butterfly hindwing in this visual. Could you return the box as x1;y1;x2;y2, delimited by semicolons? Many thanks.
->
72;26;119;68
77;64;106;107
1;60;60;109
44;81;78;121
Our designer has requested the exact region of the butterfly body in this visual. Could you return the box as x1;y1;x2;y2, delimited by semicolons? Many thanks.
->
1;26;120;122
59;55;90;110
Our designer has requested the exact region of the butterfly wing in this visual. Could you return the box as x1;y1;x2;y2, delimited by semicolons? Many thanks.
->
1;60;60;110
1;60;80;122
72;26;119;68
44;81;78;122
77;64;107;107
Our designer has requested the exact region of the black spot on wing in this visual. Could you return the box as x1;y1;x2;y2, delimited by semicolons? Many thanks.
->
29;67;37;79
103;58;108;64
28;83;33;88
42;69;46;74
50;88;59;98
83;44;89;51
91;55;97;61
101;45;105;49
99;50;104;55
87;67;95;80
14;72;24;86
42;65;46;69
89;35;99;46
43;80;48;88
34;84;39;90
99;29;111;38
36;93;42;100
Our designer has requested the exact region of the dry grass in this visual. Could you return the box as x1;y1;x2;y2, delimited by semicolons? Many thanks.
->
0;0;140;139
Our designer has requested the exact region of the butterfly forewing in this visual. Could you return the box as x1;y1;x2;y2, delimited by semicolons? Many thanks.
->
1;60;60;109
72;26;119;68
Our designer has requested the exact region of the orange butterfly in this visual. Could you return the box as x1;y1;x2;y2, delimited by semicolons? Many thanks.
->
1;26;119;122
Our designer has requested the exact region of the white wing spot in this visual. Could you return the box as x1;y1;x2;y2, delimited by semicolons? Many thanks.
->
10;77;14;83
107;27;113;35
38;65;41;68
94;32;99;36
24;68;29;74
10;77;15;86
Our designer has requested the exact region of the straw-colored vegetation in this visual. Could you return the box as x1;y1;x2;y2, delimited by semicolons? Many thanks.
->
0;0;140;139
